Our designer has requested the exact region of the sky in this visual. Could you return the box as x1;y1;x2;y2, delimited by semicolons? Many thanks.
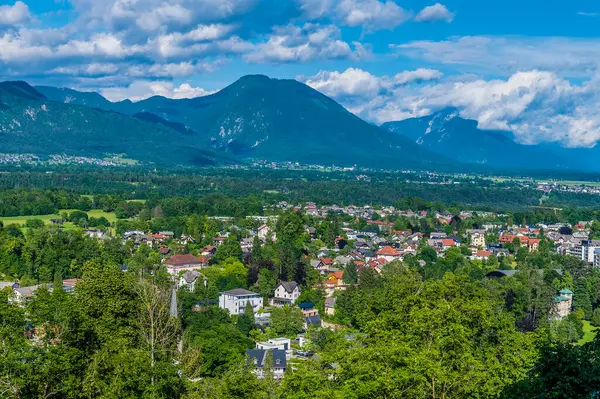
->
1;0;600;148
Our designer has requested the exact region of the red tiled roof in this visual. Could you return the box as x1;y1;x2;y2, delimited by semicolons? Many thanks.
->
320;257;334;265
164;254;203;266
441;239;456;247
476;250;492;257
376;246;400;256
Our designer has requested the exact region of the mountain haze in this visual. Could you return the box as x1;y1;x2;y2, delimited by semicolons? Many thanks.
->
381;109;600;171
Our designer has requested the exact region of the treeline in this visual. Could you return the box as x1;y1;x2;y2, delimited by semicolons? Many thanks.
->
0;169;564;210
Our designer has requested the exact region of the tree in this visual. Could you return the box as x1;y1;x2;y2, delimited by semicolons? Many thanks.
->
25;219;45;229
419;246;437;265
236;302;256;336
134;279;180;386
574;277;593;319
251;235;262;264
358;267;379;290
592;308;600;327
343;263;358;285
255;268;276;298
215;235;242;262
270;306;304;337
590;219;600;240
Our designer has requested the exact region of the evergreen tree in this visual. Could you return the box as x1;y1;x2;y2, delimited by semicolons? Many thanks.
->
343;262;358;285
573;277;593;319
592;308;600;327
358;267;379;290
237;302;256;336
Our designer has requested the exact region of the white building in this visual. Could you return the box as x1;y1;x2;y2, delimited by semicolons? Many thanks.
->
271;281;300;305
258;225;274;242
469;232;486;248
219;288;263;315
256;338;291;352
246;349;286;379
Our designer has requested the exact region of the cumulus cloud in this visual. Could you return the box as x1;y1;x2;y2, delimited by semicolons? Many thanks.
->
337;0;411;31
394;36;600;78
0;1;31;26
246;24;368;63
317;69;600;149
100;80;218;102
297;0;411;32
414;3;454;23
300;67;443;98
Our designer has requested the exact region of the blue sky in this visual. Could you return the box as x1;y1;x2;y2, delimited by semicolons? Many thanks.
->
1;0;600;147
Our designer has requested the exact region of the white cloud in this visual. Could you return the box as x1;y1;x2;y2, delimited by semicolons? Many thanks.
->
394;36;600;78
414;3;454;23
246;24;368;63
300;67;443;98
323;69;600;149
577;12;598;17
0;1;31;26
302;68;382;97
135;4;192;32
393;68;444;84
100;80;217;102
296;0;411;32
337;0;411;31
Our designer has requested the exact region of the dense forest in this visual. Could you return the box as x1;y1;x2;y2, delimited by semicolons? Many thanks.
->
0;168;599;211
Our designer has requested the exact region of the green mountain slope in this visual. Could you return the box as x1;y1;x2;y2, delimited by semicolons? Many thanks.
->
0;82;224;166
38;75;449;169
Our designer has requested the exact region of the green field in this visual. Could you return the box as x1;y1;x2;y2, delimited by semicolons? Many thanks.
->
578;320;598;345
0;209;117;230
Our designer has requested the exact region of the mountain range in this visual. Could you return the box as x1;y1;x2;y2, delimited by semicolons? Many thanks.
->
18;75;441;169
381;109;600;172
0;74;597;172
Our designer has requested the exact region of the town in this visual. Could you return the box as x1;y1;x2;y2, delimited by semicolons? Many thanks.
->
2;190;599;398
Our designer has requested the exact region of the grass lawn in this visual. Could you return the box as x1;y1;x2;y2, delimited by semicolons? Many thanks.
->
0;209;117;229
578;320;598;345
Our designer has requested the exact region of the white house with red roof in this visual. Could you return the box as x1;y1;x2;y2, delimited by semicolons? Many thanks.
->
376;246;401;262
164;254;210;275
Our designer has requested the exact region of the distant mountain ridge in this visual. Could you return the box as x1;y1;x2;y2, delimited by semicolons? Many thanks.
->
381;109;600;172
0;82;226;166
35;75;447;169
14;76;600;172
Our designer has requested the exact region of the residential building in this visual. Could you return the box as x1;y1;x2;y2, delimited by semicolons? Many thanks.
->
164;254;209;275
376;246;401;262
258;225;273;242
256;338;291;352
324;297;336;315
246;349;286;379
179;270;206;292
219;288;263;315
469;231;486;248
551;289;573;320
271;281;300;306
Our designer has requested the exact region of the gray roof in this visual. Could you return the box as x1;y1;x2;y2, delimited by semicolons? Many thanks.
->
305;315;321;326
485;270;518;278
221;288;260;296
182;270;203;284
324;297;336;308
277;281;298;294
246;349;287;369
